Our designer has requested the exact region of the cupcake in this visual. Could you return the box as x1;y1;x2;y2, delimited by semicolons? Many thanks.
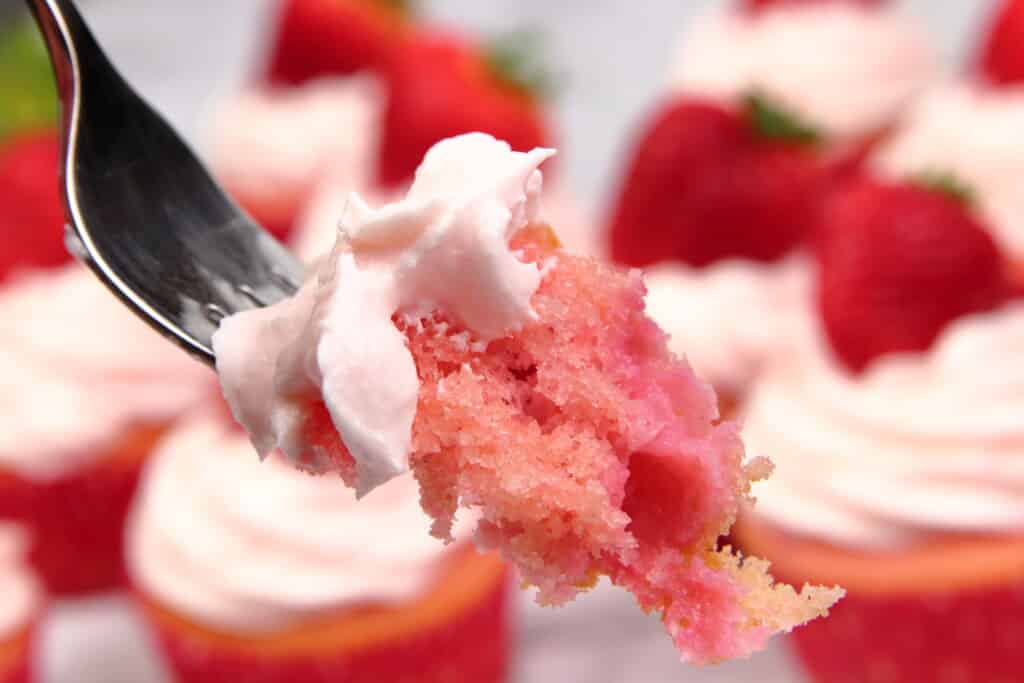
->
0;266;211;595
670;0;938;155
0;525;43;683
204;76;383;243
127;414;510;683
873;82;1024;258
734;169;1024;682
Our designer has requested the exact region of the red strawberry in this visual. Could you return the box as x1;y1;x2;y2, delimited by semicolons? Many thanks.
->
0;130;70;282
743;0;884;11
378;31;553;188
266;0;411;86
816;175;1015;373
978;0;1024;85
608;94;826;269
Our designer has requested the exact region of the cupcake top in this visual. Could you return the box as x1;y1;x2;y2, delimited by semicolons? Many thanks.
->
0;524;41;637
742;302;1024;549
0;266;211;480
873;82;1024;256
127;415;472;632
204;76;382;220
670;2;937;139
643;255;815;394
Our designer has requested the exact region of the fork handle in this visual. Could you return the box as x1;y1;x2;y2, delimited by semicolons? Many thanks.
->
25;0;103;131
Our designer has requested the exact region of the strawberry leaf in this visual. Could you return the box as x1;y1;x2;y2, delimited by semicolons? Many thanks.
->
485;29;558;99
743;91;821;145
911;169;976;206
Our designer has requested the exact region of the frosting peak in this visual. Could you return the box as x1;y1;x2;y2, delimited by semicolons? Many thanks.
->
214;134;555;495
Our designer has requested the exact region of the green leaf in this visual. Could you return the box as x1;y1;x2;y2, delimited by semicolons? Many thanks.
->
911;169;976;206
742;91;821;145
0;17;58;141
485;28;559;100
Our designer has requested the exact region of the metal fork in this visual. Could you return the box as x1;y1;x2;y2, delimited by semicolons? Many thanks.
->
26;0;304;366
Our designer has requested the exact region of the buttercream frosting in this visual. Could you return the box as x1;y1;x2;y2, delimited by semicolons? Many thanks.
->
214;133;554;494
127;415;470;632
0;266;212;480
742;303;1024;548
643;255;815;394
671;3;937;139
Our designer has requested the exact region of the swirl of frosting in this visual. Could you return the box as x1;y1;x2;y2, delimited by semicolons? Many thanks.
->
0;524;41;638
0;266;212;480
742;303;1024;549
670;3;937;139
873;82;1024;256
204;76;382;224
127;416;471;632
643;255;815;394
214;133;554;494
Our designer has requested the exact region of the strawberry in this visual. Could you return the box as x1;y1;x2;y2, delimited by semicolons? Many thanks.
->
978;0;1024;85
266;0;411;86
377;31;553;188
816;175;1015;373
0;130;70;282
608;94;826;269
742;0;884;11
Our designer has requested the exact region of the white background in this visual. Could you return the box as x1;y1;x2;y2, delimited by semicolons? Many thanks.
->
25;1;999;681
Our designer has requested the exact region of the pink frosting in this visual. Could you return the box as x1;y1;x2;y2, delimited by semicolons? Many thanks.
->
127;415;472;632
742;303;1024;548
0;266;212;480
214;134;554;495
204;76;382;222
670;3;938;138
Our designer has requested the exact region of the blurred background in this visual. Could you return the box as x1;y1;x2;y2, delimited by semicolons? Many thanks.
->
0;1;1018;682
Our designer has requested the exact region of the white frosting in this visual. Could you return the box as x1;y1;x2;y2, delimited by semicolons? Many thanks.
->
643;255;815;393
0;524;40;638
215;134;554;495
204;77;382;223
0;266;212;480
874;82;1024;256
127;416;471;632
671;4;937;139
742;303;1024;549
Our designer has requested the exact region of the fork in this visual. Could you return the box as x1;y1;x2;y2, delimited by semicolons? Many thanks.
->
26;0;304;366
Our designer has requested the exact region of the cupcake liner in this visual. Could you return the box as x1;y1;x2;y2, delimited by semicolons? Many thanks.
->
0;623;38;683
0;424;163;595
139;567;511;683
790;581;1024;683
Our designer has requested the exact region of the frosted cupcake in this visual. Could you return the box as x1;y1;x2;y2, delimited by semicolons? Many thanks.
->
0;525;42;683
737;303;1024;683
671;0;938;154
734;166;1024;682
0;266;211;594
874;82;1024;257
127;414;509;683
204;76;383;243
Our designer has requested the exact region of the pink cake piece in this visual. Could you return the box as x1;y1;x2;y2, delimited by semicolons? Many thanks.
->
281;227;838;662
215;135;841;663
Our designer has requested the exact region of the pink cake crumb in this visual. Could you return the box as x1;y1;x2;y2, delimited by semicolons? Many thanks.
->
293;227;842;663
